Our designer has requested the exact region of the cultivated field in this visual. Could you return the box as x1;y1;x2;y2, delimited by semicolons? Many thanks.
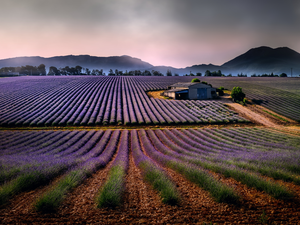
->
0;76;300;224
199;77;300;122
0;128;300;224
0;76;247;127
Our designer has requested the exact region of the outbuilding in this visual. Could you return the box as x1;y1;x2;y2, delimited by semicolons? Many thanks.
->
163;82;217;100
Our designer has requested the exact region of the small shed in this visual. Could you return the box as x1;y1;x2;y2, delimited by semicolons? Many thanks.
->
164;82;217;100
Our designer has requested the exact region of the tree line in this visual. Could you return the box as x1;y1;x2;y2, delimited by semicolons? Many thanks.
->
0;65;295;77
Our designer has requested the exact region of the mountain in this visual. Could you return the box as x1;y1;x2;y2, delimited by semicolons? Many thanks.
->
0;55;153;72
1;46;300;76
222;46;300;75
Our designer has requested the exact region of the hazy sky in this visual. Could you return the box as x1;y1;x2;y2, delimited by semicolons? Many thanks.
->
0;0;299;67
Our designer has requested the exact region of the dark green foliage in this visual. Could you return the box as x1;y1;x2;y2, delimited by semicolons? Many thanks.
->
140;162;180;205
191;78;200;83
35;170;86;213
97;166;125;208
231;86;245;102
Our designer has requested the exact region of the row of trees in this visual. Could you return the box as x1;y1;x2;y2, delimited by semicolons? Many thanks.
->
0;64;46;75
0;65;295;77
251;73;288;77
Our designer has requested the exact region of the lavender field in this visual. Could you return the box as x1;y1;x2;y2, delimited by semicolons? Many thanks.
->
0;76;247;127
199;77;300;122
1;128;299;207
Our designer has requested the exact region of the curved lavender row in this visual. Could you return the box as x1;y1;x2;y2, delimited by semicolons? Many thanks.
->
72;79;106;126
131;130;180;205
23;81;86;126
139;129;240;203
52;80;97;126
0;84;62;124
79;129;113;160
14;131;72;155
56;131;96;156
70;130;104;157
0;153;79;206
64;80;98;126
1;131;59;155
147;130;293;200
2;79;86;126
150;98;174;124
164;129;300;183
127;78;145;124
179;129;300;176
123;77;137;124
111;130;129;169
0;131;42;150
121;77;130;125
129;78;159;124
102;77;117;125
81;79;107;125
95;77;115;125
207;128;298;151
97;130;129;207
34;130;121;212
88;77;113;125
108;78;119;124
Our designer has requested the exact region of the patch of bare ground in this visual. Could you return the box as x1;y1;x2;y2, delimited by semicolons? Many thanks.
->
146;90;167;99
218;95;297;128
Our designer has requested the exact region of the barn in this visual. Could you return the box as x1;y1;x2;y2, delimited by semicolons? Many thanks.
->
163;82;217;100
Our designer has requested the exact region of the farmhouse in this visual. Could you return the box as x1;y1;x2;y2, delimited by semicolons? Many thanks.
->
163;82;217;100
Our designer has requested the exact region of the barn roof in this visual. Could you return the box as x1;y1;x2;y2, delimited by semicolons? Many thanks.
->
164;89;189;93
169;82;211;88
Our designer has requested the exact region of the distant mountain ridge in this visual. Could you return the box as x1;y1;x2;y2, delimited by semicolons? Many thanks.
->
221;46;300;75
0;55;153;72
0;46;300;76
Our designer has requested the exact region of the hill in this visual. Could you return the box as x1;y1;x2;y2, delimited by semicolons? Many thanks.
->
0;55;153;72
222;46;300;76
1;46;300;76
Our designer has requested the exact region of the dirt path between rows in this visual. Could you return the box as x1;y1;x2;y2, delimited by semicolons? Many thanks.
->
219;96;293;129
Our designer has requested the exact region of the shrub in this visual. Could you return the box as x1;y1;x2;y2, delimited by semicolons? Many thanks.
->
231;87;245;102
191;78;200;83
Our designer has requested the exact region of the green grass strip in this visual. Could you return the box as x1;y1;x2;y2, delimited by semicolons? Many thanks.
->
230;161;300;185
97;165;125;208
139;161;180;205
0;172;45;206
34;169;86;213
262;109;289;122
189;159;293;200
167;161;240;204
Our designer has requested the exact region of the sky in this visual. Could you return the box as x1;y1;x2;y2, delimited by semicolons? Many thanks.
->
0;0;299;68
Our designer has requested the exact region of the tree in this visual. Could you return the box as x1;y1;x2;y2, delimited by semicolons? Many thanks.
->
191;78;200;83
48;66;60;75
196;72;202;76
166;70;172;76
75;65;82;74
205;70;211;76
108;69;114;76
231;87;245;102
280;73;287;77
37;64;46;75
